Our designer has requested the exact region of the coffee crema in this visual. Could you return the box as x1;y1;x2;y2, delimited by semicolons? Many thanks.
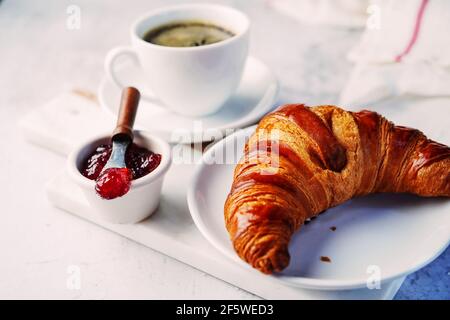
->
143;21;235;47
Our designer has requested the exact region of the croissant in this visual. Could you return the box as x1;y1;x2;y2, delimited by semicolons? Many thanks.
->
224;104;450;274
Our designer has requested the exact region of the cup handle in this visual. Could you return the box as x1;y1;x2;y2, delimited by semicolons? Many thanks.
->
105;46;159;103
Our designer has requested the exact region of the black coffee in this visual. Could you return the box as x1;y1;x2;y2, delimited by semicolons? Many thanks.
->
143;21;235;47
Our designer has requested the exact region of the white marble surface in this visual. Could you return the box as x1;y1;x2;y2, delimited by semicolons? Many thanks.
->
0;0;363;299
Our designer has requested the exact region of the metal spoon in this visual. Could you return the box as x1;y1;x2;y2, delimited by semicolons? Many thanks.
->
101;87;140;172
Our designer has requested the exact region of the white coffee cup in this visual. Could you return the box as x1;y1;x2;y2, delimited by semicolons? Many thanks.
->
105;4;250;117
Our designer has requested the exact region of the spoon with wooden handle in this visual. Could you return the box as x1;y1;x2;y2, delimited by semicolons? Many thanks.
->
95;87;141;199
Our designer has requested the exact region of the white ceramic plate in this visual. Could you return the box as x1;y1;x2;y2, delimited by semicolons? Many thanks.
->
187;125;450;290
98;56;278;143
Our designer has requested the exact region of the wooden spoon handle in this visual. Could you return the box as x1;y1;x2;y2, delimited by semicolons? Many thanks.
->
112;87;140;141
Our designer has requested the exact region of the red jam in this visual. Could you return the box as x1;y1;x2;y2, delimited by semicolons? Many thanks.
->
95;168;132;200
81;143;162;199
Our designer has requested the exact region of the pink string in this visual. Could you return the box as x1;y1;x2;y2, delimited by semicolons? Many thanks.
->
395;0;430;63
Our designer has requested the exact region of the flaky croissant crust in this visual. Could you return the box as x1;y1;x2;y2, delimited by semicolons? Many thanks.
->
224;104;450;274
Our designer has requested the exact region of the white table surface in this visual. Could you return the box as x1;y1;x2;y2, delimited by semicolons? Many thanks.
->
0;0;370;299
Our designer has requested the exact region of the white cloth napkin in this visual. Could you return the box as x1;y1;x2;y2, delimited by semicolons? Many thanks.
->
269;0;369;28
340;0;450;106
18;90;112;155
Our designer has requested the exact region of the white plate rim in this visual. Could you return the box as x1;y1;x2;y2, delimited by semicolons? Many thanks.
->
98;56;279;143
187;125;450;290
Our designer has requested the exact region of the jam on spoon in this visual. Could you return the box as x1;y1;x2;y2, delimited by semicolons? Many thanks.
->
95;167;133;200
84;87;144;200
80;87;162;199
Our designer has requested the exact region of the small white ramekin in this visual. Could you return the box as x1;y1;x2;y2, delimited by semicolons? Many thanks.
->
67;130;171;224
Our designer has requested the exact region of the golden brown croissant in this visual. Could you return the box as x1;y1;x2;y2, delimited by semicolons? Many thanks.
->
224;104;450;274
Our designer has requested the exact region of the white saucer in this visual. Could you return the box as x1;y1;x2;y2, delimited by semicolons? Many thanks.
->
98;56;278;143
187;125;450;290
